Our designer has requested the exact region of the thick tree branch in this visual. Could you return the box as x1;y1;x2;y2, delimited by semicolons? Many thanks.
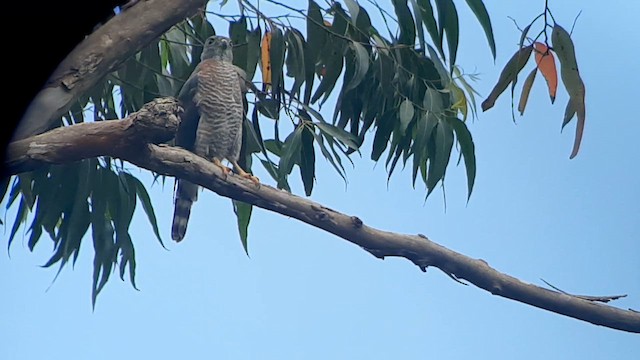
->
13;0;206;141
4;103;639;333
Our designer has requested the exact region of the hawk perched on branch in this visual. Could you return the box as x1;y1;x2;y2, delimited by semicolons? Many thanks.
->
172;35;258;242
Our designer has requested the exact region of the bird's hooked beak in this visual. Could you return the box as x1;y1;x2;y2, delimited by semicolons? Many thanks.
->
221;38;231;49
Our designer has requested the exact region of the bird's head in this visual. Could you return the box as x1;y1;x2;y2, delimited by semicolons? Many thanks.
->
200;36;234;62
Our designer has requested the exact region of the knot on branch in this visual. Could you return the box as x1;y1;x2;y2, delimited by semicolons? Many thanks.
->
311;204;333;222
128;97;182;144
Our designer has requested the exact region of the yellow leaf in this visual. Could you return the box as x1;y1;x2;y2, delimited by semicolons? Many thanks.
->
451;82;468;121
518;68;537;116
261;30;272;91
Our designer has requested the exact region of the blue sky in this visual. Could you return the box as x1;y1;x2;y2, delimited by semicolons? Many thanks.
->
2;1;639;359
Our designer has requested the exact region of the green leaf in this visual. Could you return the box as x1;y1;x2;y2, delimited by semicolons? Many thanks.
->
399;99;415;135
233;200;252;255
163;27;191;80
279;126;304;179
353;4;373;40
155;74;176;97
315;122;359;150
481;45;533;111
91;167;130;306
312;130;346;182
385;133;411;181
191;12;216;41
562;98;576;130
427;116;454;196
371;110;396;161
344;41;370;91
118;232;137;289
448;117;476;199
60;160;93;266
344;0;360;25
300;126;316;196
464;0;496;60
0;176;10;206
256;98;280;119
259;159;283;188
250;107;279;176
416;0;443;59
409;0;426;50
90;167;116;306
116;171;137;231
412;108;439;185
435;0;459;70
411;112;428;186
285;29;306;100
427;45;450;87
374;43;395;90
392;0;417;46
50;200;89;268
518;67;537;115
242;117;263;156
124;172;164;247
264;139;283;157
8;198;27;251
245;26;262;81
311;49;344;105
311;4;348;105
305;1;327;104
229;16;249;71
18;172;35;208
519;23;532;50
326;133;351;175
423;87;444;113
6;176;21;210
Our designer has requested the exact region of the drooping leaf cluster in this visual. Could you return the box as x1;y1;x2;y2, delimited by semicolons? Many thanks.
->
2;0;498;302
2;160;162;307
481;6;586;159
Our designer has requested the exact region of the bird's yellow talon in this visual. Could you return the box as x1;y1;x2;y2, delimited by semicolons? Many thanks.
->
231;161;260;186
213;158;232;178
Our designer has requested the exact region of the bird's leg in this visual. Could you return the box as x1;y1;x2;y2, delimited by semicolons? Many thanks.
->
231;161;260;186
212;158;232;179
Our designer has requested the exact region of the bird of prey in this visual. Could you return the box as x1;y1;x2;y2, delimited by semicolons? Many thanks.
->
172;35;258;242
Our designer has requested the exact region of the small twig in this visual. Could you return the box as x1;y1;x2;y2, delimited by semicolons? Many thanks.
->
541;279;627;303
507;16;524;32
543;0;550;44
109;74;164;98
570;10;582;35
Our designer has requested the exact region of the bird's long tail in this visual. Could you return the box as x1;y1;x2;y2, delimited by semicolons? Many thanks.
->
172;180;198;242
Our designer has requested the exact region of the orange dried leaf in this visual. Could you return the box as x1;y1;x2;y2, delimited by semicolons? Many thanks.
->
261;31;272;90
534;42;558;103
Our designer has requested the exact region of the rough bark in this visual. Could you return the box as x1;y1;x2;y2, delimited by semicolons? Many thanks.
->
12;0;206;141
5;102;639;333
